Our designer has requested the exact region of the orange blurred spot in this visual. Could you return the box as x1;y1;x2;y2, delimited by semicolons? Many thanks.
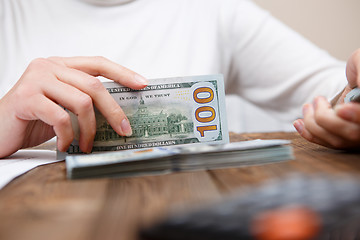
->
252;205;321;240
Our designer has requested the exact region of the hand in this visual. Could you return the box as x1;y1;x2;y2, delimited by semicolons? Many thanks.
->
0;56;148;158
293;49;360;149
293;96;360;149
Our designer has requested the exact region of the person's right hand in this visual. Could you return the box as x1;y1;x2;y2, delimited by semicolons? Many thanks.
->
0;56;148;158
293;49;360;149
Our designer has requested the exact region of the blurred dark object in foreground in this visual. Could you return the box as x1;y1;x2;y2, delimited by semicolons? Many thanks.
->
140;174;360;240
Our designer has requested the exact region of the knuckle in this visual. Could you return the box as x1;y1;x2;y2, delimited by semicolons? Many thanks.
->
87;77;104;91
77;94;93;110
108;106;124;118
21;58;54;84
93;56;108;66
47;56;62;63
55;111;71;127
28;58;51;70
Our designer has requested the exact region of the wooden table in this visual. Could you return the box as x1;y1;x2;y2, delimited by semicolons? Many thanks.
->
0;132;359;240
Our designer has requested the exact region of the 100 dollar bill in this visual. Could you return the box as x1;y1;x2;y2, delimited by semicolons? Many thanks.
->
66;75;229;154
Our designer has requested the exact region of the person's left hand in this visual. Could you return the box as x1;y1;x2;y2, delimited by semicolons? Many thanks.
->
293;49;360;149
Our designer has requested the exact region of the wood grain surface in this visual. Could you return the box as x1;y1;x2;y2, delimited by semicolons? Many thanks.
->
0;132;359;240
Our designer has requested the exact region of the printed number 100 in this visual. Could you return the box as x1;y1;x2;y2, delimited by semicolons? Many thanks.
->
193;87;218;137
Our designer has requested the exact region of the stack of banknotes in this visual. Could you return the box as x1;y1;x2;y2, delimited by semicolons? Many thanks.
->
64;75;293;179
66;139;293;179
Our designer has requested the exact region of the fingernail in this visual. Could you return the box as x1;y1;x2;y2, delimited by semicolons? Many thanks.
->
134;74;148;86
293;120;304;134
121;118;132;136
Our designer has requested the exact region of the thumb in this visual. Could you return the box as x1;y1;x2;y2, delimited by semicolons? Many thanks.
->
346;49;360;88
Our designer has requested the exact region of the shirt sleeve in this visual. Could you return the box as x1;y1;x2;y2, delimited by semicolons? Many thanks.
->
222;0;347;120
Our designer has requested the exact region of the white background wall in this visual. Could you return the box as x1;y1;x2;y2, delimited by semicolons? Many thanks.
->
253;0;360;61
228;0;360;133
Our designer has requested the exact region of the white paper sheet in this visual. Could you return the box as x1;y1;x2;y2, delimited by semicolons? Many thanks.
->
0;149;60;189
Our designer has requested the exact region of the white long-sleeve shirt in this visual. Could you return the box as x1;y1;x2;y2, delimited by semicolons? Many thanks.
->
0;0;347;132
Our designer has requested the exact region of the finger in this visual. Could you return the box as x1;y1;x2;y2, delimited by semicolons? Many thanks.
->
346;49;360;88
293;119;333;148
48;56;148;89
302;103;349;149
19;94;74;152
49;62;132;137
42;78;96;153
335;102;360;124
313;96;360;142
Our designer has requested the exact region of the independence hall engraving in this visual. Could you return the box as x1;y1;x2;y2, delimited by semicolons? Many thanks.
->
94;98;193;141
